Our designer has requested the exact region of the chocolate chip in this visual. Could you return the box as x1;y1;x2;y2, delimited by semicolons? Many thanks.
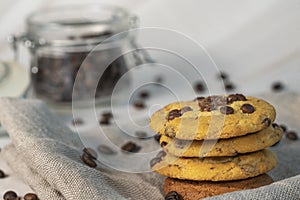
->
218;71;228;80
167;109;181;120
194;96;205;101
121;142;141;153
262;118;272;127
194;81;206;93
286;131;298;140
99;116;110;125
220;106;234;114
0;169;6;178
165;191;183;200
225;82;235;91
156;151;167;159
97;144;117;155
81;153;97;168
83;147;98;160
133;100;145;109
154;134;161;143
139;90;150;99
279;124;287;132
241;104;255;113
24;193;39;200
161;141;168;147
71;118;84;126
227;94;247;104
3;191;18;200
150;157;161;168
180;106;193;115
135;131;148;139
272;81;285;92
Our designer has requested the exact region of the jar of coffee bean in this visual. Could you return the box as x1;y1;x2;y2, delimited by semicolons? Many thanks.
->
10;4;147;106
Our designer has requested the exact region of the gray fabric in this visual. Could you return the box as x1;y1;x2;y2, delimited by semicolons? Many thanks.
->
0;92;299;199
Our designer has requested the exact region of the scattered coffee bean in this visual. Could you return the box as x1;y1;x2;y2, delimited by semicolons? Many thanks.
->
272;81;285;92
97;144;117;155
133;100;145;109
99;116;110;125
135;131;148;139
286;131;298;140
121;142;141;153
3;191;18;200
227;93;247;104
139;90;150;99
81;153;97;168
241;104;255;113
71;118;84;126
0;169;6;178
101;111;113;119
161;141;168;147
83;147;98;160
220;106;234;114
154;134;161;143
24;193;39;200
180;106;193;115
225;82;235;91
150;157;161;168
165;191;183;200
218;71;228;80
262;118;272;127
193;81;206;93
167;109;181;120
279;124;287;132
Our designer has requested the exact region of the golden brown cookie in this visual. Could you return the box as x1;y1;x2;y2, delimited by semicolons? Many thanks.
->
150;94;276;140
151;149;277;181
164;174;274;200
160;124;283;157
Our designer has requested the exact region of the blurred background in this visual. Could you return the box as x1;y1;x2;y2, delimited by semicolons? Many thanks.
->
0;0;299;96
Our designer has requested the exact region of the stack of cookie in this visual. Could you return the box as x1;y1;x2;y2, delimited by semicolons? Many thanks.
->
150;94;283;199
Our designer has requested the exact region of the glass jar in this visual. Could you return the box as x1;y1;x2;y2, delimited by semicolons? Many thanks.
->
11;4;145;106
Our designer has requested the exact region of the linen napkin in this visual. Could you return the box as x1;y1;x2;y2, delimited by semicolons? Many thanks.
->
0;92;300;199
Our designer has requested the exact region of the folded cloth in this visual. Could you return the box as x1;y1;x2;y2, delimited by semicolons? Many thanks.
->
0;93;299;200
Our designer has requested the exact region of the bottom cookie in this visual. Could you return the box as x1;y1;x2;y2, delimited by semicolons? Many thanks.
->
164;174;273;200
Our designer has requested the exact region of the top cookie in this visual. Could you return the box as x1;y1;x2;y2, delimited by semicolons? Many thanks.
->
150;94;276;140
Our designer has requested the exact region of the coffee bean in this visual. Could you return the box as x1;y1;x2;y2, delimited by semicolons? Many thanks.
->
139;90;150;99
81;153;97;168
150;157;161;168
165;191;183;200
220;106;234;114
71;118;84;126
180;106;192;115
0;169;6;178
194;81;206;93
262;118;272;127
241;104;255;113
161;141;168;147
121;142;141;153
167;109;181;120
218;71;228;80
286;131;298;140
279;124;287;132
24;193;39;200
3;191;18;200
272;81;285;92
135;131;148;139
227;93;247;104
83;147;98;160
97;145;117;155
225;82;235;91
133;100;145;109
156;151;167;159
101;111;113;119
99;116;110;125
